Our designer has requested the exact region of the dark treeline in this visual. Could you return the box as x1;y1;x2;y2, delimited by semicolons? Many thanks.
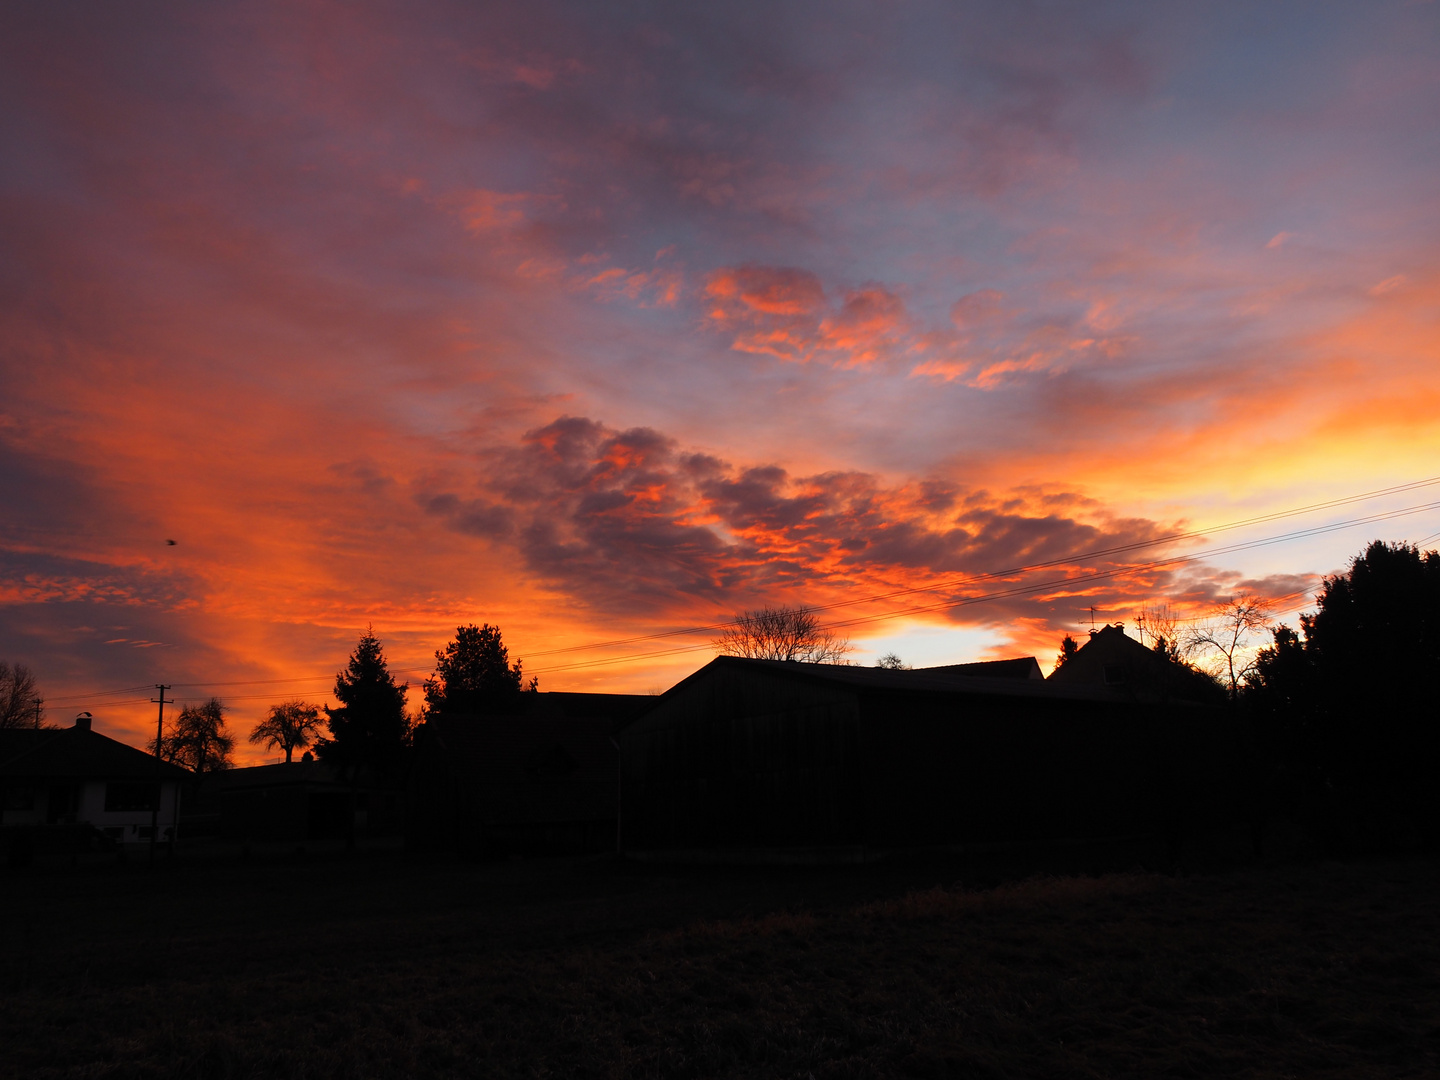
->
10;541;1439;859
306;622;535;781
1243;540;1440;851
116;622;534;780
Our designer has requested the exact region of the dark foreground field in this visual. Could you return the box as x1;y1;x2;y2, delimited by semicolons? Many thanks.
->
2;844;1438;1079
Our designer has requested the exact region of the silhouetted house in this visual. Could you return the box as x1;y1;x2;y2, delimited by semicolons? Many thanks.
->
1048;624;1224;705
619;656;1229;858
0;714;190;849
408;692;653;854
192;759;399;842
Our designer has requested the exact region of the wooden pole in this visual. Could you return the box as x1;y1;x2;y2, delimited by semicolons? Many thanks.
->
150;685;170;864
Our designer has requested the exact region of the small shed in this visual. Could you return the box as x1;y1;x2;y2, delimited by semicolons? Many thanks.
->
619;657;1230;858
0;715;190;850
407;691;653;855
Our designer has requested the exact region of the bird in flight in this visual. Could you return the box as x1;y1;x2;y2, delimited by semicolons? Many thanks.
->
166;539;177;545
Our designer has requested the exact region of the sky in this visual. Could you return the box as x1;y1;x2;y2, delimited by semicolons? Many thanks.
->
3;1;1439;761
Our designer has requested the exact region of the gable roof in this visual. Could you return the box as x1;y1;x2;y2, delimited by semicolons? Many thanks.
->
1046;624;1225;705
0;725;192;782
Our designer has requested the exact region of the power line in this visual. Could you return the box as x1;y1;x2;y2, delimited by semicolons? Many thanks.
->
50;684;156;703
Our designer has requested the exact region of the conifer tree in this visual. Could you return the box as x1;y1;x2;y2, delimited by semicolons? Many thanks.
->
1053;635;1079;671
423;624;536;716
318;627;410;778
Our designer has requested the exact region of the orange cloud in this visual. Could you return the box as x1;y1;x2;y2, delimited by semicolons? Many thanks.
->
415;415;1307;653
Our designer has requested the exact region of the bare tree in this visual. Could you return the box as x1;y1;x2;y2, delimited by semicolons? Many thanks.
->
250;699;326;763
1135;602;1183;661
0;662;45;729
875;652;910;670
150;697;235;774
1185;595;1274;700
713;607;852;663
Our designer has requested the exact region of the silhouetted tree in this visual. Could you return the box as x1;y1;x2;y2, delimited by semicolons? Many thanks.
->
423;624;536;715
1135;603;1183;661
1052;635;1079;671
1245;540;1440;847
151;697;234;774
250;700;326;764
1244;624;1315;770
318;628;411;780
875;652;910;670
1185;595;1274;701
714;607;852;663
1308;541;1440;839
0;661;45;729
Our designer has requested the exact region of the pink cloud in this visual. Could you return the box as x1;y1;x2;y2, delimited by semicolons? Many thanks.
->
457;189;535;232
705;266;915;367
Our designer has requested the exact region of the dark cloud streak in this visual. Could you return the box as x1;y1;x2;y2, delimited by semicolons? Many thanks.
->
421;415;1186;625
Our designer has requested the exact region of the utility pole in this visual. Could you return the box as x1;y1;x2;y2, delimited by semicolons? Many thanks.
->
33;696;42;729
150;685;171;865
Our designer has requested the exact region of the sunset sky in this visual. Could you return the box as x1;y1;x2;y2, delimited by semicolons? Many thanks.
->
3;2;1439;761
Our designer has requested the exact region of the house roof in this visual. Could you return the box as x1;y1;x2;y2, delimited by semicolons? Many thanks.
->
0;724;192;782
417;713;616;824
1046;624;1225;705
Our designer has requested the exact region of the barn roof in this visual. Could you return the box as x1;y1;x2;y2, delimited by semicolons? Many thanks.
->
0;724;192;782
656;655;1130;704
201;759;346;792
925;656;1045;681
519;690;656;726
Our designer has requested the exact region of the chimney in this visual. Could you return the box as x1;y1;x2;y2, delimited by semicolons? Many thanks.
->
74;712;92;731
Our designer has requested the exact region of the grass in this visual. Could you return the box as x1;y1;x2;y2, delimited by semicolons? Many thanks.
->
2;842;1438;1078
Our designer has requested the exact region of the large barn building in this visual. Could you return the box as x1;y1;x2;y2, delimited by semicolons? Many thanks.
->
618;656;1232;859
